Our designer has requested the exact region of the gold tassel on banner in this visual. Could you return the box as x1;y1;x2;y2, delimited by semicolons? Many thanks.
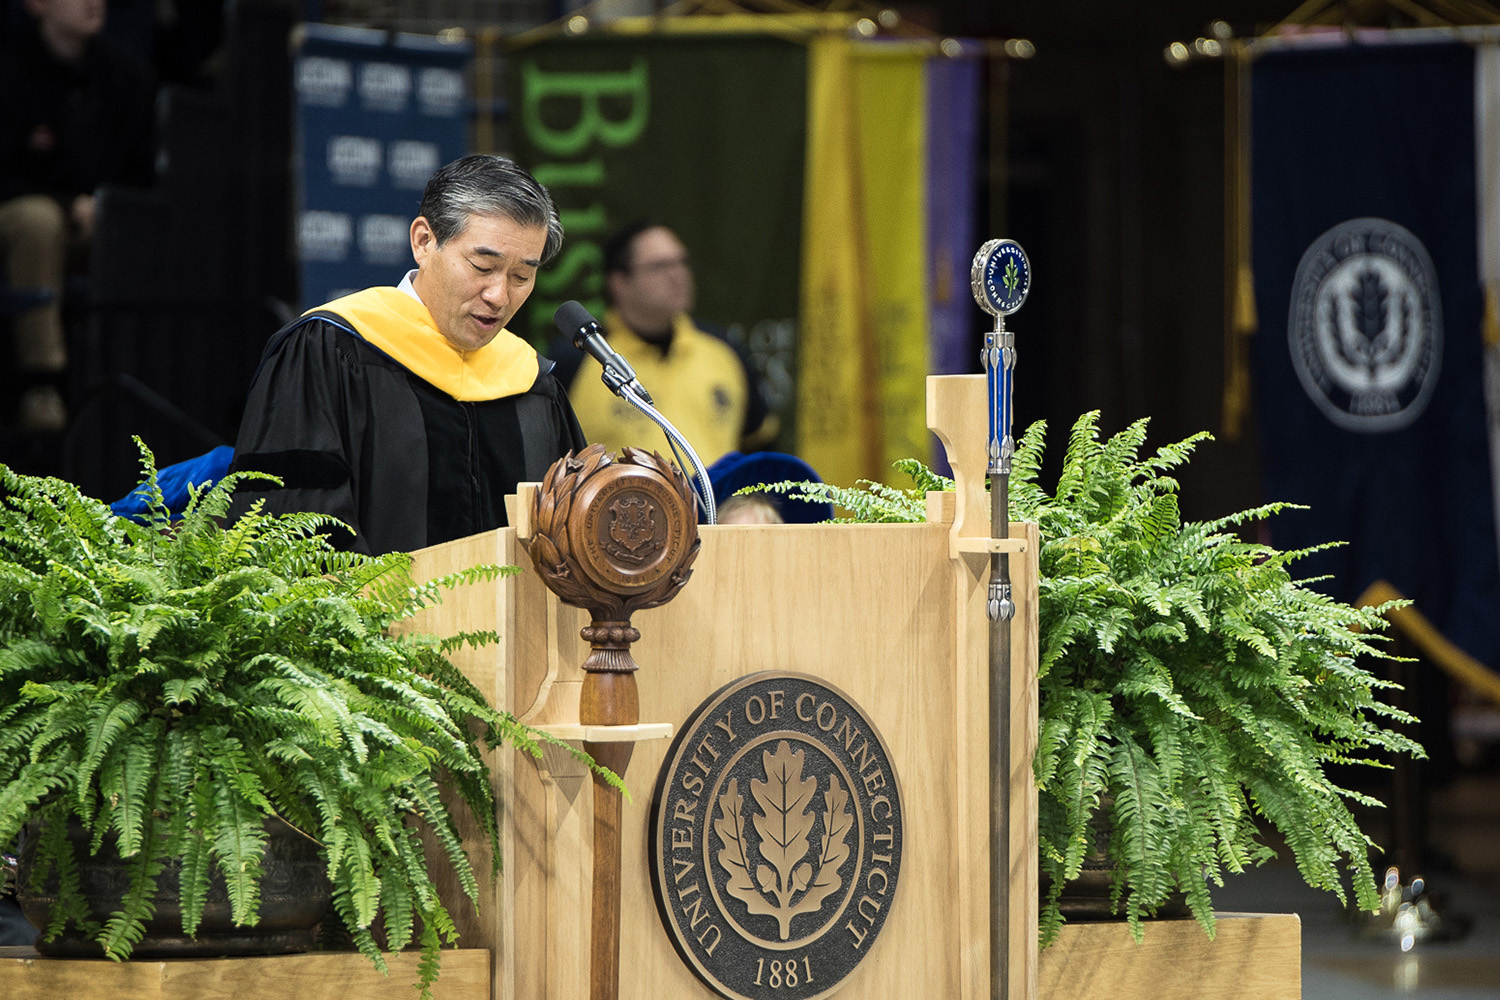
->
1222;41;1256;441
472;27;501;154
1485;283;1500;350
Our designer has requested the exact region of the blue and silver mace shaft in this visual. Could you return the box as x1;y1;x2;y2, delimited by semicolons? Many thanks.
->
970;237;1029;1000
985;315;1016;623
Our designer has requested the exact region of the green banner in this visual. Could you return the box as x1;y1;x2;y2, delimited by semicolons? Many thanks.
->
508;33;808;444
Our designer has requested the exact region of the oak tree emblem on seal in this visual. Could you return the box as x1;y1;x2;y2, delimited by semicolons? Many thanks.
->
716;741;853;941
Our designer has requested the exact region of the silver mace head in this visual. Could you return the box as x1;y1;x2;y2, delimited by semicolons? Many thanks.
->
970;238;1031;324
971;239;1030;480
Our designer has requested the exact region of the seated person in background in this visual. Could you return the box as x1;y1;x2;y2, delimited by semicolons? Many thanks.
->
230;154;584;556
715;492;784;526
0;0;157;432
706;449;834;525
552;220;777;465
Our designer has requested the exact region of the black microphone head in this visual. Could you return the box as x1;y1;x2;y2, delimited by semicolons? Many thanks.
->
554;300;599;340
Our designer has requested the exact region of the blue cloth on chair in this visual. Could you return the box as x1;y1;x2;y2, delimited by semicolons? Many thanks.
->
707;451;833;524
110;445;234;520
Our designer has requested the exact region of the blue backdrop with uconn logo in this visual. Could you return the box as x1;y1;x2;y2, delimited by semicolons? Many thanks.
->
1251;39;1500;667
293;24;471;311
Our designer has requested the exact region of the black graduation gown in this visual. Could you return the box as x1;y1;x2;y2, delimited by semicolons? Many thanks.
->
230;313;585;555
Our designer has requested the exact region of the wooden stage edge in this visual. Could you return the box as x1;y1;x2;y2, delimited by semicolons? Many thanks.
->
1039;913;1302;1000
0;946;492;1000
1;912;1298;1000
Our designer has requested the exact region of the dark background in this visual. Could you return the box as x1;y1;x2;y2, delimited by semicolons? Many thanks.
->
957;3;1299;523
0;0;1411;519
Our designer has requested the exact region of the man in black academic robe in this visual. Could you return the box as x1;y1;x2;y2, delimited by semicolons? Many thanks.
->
230;155;584;556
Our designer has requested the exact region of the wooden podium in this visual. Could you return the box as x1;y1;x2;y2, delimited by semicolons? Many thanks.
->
398;374;1040;1000
0;375;1299;1000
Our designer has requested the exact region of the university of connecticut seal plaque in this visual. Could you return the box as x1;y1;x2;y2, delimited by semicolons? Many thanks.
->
649;672;904;1000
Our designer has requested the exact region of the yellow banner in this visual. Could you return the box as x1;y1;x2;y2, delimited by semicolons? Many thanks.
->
853;45;929;478
798;38;932;488
797;34;880;488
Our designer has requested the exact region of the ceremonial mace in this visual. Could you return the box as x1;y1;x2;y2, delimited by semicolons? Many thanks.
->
526;445;701;1000
971;239;1030;1000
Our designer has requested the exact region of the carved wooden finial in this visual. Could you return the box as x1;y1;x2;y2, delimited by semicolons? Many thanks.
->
523;443;700;1000
527;443;700;641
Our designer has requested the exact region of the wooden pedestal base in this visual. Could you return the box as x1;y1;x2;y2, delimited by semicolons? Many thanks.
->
0;947;491;1000
1038;914;1301;1000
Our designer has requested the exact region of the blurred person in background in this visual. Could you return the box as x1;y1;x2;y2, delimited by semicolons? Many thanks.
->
0;0;156;432
551;220;778;466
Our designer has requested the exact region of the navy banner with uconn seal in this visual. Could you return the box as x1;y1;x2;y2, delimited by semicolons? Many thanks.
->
1251;40;1500;667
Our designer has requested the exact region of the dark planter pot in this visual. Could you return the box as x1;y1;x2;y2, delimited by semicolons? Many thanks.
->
1041;859;1193;923
1040;803;1194;923
16;817;332;958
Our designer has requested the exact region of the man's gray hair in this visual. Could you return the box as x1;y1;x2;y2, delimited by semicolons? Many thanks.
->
417;155;564;263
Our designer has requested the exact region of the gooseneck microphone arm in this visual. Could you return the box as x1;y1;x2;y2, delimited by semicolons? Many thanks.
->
614;381;716;525
553;301;717;524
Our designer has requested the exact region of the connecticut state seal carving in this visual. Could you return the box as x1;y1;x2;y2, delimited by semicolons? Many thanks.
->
649;673;904;1000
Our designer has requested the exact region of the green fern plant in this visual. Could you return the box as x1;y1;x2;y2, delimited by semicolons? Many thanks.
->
752;412;1422;947
748;457;953;522
0;443;599;997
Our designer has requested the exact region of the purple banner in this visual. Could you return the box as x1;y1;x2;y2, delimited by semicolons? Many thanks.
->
926;49;982;471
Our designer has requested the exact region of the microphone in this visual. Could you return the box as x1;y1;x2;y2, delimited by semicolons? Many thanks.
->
550;300;715;523
553;301;653;404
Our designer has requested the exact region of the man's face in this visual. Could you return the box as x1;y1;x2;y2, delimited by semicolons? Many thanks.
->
409;212;548;353
611;226;694;332
29;0;106;41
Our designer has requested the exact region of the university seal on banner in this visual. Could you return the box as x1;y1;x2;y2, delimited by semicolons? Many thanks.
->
649;673;904;1000
1288;217;1442;433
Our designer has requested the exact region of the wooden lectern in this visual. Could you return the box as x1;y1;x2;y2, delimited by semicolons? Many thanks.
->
402;374;1041;1000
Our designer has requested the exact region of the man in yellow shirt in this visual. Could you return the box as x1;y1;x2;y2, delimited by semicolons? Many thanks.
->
554;221;777;465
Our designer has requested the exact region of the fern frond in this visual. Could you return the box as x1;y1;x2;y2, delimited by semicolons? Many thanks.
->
111;724;163;858
0;761;67;847
176;823;215;938
341;828;380;930
380;866;416;953
328;877;390;974
211;783;268;925
1011;418;1049;487
407;773;478;904
74;696;145;820
97;809;166;959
